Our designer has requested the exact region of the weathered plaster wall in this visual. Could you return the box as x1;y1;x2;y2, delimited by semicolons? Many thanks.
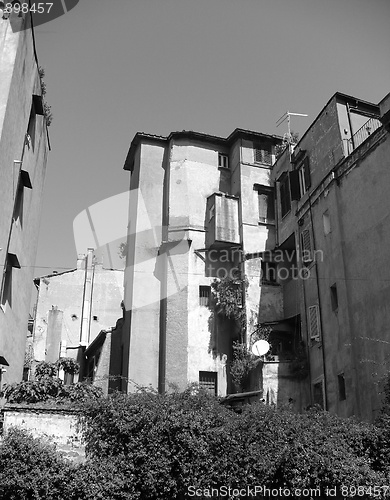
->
3;406;85;462
33;266;123;364
0;15;49;384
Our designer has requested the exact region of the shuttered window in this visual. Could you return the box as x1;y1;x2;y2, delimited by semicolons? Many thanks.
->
254;145;272;165
301;228;313;262
199;371;217;395
308;305;321;341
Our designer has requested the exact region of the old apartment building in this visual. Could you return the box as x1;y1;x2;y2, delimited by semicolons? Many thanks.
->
120;128;298;397
32;250;124;384
273;91;390;421
0;10;50;386
118;90;390;421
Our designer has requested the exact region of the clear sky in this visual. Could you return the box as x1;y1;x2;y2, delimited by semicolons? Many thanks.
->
33;0;390;276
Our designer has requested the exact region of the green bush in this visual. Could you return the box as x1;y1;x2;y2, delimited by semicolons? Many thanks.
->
1;390;390;498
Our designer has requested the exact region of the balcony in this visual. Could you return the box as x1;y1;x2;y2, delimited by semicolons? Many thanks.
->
346;117;382;154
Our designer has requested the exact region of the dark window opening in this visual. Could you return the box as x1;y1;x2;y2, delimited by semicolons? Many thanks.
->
199;286;211;307
199;371;217;395
313;380;324;409
338;373;346;401
93;315;98;321
280;175;291;217
330;284;338;311
256;186;275;224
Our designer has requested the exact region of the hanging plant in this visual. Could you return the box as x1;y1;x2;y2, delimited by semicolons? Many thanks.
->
211;275;248;327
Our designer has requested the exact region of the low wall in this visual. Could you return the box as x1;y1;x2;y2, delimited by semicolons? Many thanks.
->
2;404;85;463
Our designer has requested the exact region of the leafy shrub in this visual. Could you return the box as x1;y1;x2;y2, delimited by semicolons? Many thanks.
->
58;357;80;375
0;428;74;500
35;361;58;380
1;379;102;404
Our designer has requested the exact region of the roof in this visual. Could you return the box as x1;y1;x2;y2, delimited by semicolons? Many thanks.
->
124;128;283;171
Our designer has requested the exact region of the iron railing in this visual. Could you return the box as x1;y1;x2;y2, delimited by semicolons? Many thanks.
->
347;117;382;153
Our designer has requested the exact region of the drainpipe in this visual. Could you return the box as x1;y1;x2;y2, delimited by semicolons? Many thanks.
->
80;248;94;346
158;142;171;394
308;195;328;410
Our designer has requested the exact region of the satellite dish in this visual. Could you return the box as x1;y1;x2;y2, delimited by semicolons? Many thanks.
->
251;340;270;357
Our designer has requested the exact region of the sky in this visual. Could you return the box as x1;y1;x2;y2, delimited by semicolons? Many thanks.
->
33;0;390;276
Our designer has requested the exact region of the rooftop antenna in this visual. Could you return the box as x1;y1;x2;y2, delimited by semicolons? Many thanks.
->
276;111;308;156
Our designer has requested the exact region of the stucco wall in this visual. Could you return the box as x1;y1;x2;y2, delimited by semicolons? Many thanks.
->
0;15;49;384
3;406;85;463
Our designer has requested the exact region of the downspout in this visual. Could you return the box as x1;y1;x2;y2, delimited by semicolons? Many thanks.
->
80;248;94;346
158;141;171;394
308;195;328;409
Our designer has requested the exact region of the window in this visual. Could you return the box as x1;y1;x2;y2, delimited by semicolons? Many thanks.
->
208;204;215;222
338;373;346;401
218;153;229;169
280;175;291;217
308;305;321;341
323;210;331;235
313;380;325;409
298;157;311;196
330;284;338;311
261;261;277;284
301;228;313;263
256;186;275;224
254;144;272;165
199;371;217;395
199;286;211;307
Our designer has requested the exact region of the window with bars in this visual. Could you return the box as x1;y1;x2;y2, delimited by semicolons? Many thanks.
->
199;371;217;395
301;228;313;263
256;186;275;224
280;175;291;218
199;286;211;307
218;153;229;169
308;305;321;341
254;145;272;165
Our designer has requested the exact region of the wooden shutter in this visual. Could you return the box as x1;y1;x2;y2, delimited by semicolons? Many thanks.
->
301;228;313;262
280;176;291;217
308;305;321;340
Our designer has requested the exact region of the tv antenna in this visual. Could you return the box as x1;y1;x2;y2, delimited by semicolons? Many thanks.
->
276;111;308;147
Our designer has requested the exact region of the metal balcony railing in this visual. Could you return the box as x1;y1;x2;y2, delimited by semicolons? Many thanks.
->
347;117;382;153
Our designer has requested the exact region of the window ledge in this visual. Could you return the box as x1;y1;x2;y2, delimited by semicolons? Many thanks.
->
218;166;230;172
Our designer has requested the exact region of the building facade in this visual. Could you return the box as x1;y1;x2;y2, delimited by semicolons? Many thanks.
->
121;129;310;399
0;10;50;386
273;91;390;421
32;250;124;382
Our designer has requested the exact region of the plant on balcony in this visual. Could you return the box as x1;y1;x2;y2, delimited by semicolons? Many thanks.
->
211;275;248;328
